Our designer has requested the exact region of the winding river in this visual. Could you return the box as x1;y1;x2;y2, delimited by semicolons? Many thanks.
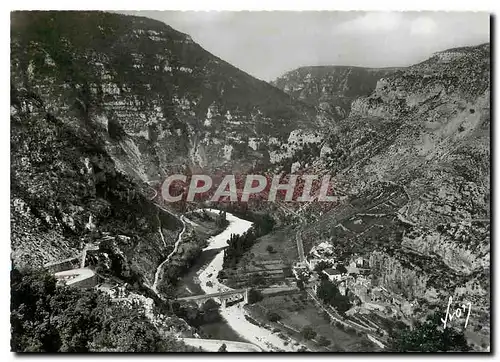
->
176;209;300;352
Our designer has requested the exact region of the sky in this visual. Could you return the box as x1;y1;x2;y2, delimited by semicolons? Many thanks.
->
119;11;490;81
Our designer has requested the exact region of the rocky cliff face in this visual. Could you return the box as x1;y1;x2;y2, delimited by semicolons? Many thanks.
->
296;43;490;346
339;44;490;221
11;11;325;181
10;11;329;276
10;85;182;285
272;66;400;119
10;11;490;349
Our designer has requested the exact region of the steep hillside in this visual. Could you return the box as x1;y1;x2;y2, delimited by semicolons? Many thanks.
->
10;10;330;277
272;66;400;119
10;11;490;351
11;11;326;182
11;86;182;285
279;43;490;348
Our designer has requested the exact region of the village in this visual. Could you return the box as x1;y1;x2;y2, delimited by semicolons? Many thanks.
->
290;239;418;343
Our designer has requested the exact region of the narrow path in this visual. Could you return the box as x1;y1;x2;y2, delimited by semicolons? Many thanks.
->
367;334;386;349
152;215;187;292
182;338;262;352
145;179;189;294
80;243;99;268
296;229;305;262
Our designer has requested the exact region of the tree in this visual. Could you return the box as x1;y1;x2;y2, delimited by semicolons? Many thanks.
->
388;313;472;352
267;312;282;322
11;268;195;352
317;336;331;347
314;260;333;272
317;271;328;281
218;343;227;352
296;279;305;290
202;299;219;312
217;270;226;280
316;279;351;314
295;269;310;283
266;245;275;253
337;264;348;274
248;273;265;286
247;289;263;304
215;211;227;228
301;326;317;340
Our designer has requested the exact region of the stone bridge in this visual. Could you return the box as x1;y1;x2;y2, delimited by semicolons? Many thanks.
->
177;288;249;308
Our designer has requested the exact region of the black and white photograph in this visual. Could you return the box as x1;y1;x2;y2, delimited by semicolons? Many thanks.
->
9;7;491;353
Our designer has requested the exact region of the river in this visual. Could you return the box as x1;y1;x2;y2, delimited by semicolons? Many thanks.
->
176;209;300;352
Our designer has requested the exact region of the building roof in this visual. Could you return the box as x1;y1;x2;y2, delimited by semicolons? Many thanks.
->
54;268;95;285
323;268;341;275
317;242;333;250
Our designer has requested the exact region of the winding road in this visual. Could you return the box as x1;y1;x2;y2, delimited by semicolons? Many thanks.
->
152;215;187;292
182;338;262;352
146;181;188;293
296;229;305;263
144;184;304;351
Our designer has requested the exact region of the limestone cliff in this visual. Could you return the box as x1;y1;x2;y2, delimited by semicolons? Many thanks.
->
272;66;400;119
10;10;327;277
296;43;490;347
11;11;324;181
